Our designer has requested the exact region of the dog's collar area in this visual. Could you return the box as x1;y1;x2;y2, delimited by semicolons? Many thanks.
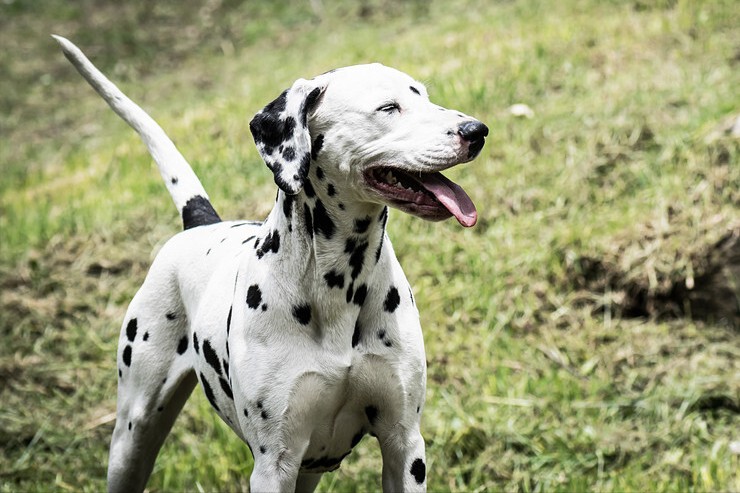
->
364;166;477;227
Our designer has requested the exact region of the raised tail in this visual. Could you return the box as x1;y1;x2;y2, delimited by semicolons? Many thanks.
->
52;35;221;230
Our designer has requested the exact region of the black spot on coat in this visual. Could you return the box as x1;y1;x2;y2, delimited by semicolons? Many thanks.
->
256;230;281;259
182;195;222;230
324;270;345;289
193;332;200;354
122;345;132;367
312;200;335;239
292;304;312;325
281;146;296;161
303;179;316;198
176;335;188;355
346;283;354;303
353;284;367;306
354;216;371;234
219;377;234;400
126;318;137;342
247;284;263;309
311;134;324;160
351;320;361;348
200;373;220;412
384;286;400;313
376;207;388;262
202;339;223;376
410;458;426;484
348;241;369;280
283;193;294;219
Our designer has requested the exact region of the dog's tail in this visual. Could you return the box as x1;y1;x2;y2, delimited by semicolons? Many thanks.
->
52;35;221;230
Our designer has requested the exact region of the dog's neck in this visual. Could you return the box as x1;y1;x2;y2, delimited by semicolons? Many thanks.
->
262;166;389;314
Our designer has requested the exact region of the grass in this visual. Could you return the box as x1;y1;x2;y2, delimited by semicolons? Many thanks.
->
1;0;739;491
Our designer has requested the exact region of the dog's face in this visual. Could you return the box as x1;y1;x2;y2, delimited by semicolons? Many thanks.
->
250;64;487;227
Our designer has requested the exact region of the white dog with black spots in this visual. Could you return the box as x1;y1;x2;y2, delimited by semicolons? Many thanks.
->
54;35;488;493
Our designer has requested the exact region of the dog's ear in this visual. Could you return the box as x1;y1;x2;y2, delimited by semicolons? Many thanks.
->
250;79;325;195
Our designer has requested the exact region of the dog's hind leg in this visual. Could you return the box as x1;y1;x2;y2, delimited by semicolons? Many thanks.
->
107;264;196;493
378;426;426;492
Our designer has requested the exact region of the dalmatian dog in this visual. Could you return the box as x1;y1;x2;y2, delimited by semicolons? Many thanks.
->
54;35;487;493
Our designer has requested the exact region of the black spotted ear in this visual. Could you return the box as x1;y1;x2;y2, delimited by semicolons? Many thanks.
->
250;79;324;195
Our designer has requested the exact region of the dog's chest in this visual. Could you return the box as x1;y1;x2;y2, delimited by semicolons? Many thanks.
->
192;299;423;469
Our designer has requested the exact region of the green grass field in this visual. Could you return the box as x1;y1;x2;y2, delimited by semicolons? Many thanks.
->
1;0;738;491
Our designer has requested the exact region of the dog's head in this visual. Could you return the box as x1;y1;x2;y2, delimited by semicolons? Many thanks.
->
250;64;487;227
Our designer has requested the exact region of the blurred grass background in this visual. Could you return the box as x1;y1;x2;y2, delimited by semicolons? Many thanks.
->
1;0;738;491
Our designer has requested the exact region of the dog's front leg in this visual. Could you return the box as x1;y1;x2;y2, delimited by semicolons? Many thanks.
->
378;425;427;492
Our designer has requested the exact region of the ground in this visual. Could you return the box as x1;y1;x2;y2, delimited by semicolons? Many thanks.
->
1;0;738;491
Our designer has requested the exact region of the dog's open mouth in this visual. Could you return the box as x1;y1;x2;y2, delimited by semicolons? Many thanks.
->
365;166;477;227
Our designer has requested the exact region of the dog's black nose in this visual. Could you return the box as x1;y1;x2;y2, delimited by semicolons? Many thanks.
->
457;121;489;143
458;121;488;158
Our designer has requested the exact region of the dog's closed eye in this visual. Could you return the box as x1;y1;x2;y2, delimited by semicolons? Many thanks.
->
376;102;401;114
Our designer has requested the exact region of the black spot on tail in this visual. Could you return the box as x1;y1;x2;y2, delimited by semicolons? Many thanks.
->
182;195;221;230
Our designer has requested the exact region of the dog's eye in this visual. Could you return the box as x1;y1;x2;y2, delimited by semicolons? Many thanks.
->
376;102;401;114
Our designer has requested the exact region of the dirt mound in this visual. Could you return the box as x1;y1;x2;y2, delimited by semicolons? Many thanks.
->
564;221;739;327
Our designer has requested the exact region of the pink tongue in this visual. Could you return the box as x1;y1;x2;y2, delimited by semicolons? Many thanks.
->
414;173;478;227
